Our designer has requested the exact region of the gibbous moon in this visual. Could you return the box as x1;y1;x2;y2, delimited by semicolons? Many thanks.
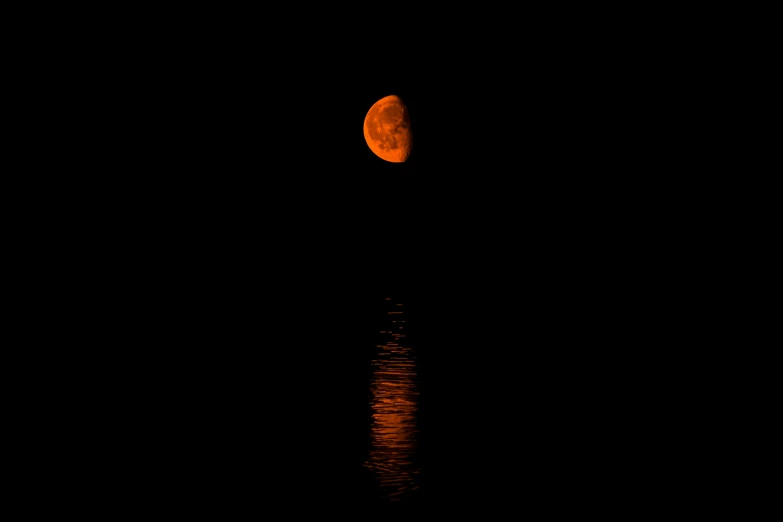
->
363;95;412;163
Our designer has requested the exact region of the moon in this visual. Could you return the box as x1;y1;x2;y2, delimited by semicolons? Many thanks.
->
363;95;412;163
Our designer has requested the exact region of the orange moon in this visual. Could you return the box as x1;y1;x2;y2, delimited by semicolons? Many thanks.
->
363;95;412;163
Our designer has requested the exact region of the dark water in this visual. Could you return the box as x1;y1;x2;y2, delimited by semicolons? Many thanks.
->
40;290;689;515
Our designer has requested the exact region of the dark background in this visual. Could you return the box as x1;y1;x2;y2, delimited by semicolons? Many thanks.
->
26;11;706;516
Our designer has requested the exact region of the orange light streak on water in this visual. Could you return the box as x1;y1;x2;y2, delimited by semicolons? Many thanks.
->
364;301;421;501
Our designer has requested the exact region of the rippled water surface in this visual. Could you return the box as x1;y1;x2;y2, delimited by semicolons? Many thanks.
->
364;299;421;502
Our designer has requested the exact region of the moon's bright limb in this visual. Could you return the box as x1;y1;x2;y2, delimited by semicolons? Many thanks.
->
363;95;412;163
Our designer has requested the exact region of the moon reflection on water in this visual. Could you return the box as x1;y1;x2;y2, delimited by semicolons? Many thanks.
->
364;300;421;502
